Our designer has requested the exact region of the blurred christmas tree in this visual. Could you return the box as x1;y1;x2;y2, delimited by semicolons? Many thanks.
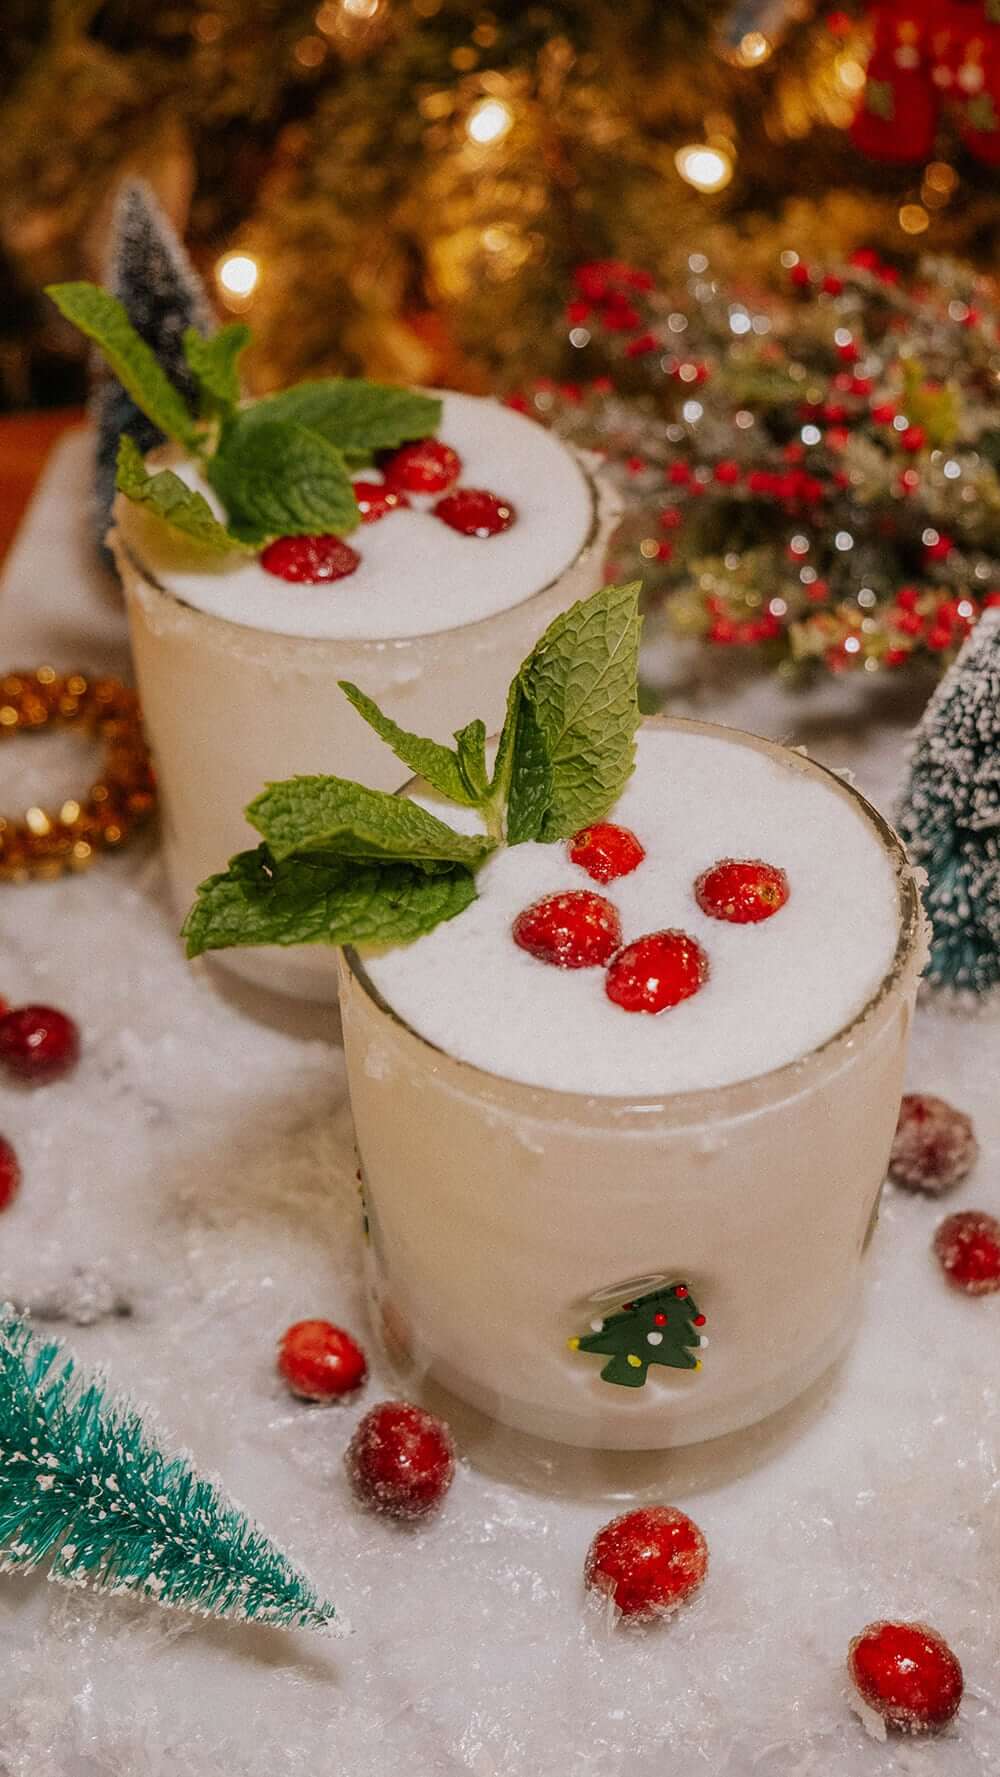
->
2;0;999;407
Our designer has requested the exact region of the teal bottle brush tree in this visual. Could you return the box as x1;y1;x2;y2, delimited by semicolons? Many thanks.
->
896;609;1000;999
0;1308;338;1630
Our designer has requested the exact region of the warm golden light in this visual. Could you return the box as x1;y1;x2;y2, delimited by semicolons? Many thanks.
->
343;0;379;14
466;97;514;145
899;203;929;235
835;55;866;93
738;31;771;65
216;252;260;304
674;143;733;194
924;161;956;193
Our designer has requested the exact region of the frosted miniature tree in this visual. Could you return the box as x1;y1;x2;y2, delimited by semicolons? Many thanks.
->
570;1282;705;1388
92;180;214;552
896;610;1000;998
0;1309;337;1629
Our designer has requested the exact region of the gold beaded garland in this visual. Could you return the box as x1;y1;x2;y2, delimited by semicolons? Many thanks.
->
0;668;156;883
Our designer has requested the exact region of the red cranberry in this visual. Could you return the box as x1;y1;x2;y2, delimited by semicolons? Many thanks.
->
568;823;645;884
0;1005;80;1083
585;1506;708;1621
605;931;708;1014
346;1400;455;1520
260;535;360;583
278;1320;367;1401
694;858;789;924
512;891;622;970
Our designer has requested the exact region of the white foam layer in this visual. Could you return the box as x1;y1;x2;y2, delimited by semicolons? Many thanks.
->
129;392;593;641
361;725;903;1096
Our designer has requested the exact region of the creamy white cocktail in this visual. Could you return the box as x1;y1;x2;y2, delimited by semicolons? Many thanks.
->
177;576;924;1452
340;719;924;1449
113;392;609;998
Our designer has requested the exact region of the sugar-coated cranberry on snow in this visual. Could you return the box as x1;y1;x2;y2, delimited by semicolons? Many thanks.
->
513;891;622;970
277;1319;367;1402
346;1400;455;1520
605;930;708;1014
433;488;516;537
694;858;789;924
381;439;461;494
352;482;410;524
585;1506;708;1621
0;1136;20;1211
0;1005;80;1083
933;1210;1000;1295
889;1093;978;1194
260;535;360;583
568;823;645;884
848;1620;963;1734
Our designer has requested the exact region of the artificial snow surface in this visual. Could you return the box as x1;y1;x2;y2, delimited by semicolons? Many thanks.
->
365;727;901;1094
1;430;999;1776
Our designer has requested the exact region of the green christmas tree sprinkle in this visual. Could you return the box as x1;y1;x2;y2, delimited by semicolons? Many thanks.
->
0;1309;338;1630
570;1282;705;1388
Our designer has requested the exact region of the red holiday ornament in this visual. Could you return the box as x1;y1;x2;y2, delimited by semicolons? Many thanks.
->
848;1620;963;1733
934;1209;1000;1294
346;1400;455;1519
0;1005;80;1083
277;1319;368;1401
568;823;646;884
513;891;622;969
605;930;709;1014
584;1505;708;1621
850;10;938;165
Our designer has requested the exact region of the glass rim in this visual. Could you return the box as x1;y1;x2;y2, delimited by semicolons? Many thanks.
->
341;715;925;1125
114;431;607;650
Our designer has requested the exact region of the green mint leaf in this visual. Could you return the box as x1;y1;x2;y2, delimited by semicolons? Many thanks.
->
46;281;198;451
115;436;250;553
517;580;642;842
183;846;476;956
504;687;553;844
239;381;441;454
338;681;478;807
454;720;488;801
247;775;494;867
207;417;360;539
182;323;251;416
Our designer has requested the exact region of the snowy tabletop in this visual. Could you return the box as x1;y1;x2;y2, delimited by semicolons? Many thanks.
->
1;430;998;1777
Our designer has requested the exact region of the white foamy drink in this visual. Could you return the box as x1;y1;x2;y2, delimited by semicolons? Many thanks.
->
112;392;614;999
340;718;925;1451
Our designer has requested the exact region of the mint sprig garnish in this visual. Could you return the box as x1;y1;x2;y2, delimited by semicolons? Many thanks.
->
238;382;441;458
44;279;442;552
48;283;200;454
246;776;495;867
182;323;251;417
183;849;477;955
183;581;643;958
115;437;251;554
207;417;360;542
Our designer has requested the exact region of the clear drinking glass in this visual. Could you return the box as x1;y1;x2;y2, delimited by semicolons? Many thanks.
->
338;718;925;1452
110;457;615;1000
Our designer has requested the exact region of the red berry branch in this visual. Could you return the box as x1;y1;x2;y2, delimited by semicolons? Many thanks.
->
511;251;1000;683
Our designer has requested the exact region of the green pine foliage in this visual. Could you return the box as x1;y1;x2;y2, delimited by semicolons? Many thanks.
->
0;1309;337;1630
896;611;1000;997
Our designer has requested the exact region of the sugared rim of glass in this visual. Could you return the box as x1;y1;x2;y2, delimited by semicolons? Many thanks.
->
114;427;607;649
341;716;925;1126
